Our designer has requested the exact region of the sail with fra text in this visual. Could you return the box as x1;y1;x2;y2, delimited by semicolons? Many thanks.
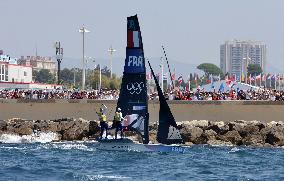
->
117;15;149;144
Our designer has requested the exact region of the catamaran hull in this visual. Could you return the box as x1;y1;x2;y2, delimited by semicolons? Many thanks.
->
97;139;189;153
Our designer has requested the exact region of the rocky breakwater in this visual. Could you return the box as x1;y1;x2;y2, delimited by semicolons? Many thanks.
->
178;120;284;147
0;118;283;147
0;118;100;142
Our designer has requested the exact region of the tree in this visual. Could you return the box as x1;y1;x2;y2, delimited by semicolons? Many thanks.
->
60;68;74;84
247;64;262;76
197;63;223;77
34;69;55;84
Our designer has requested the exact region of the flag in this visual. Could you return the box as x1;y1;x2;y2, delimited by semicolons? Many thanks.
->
146;73;152;80
271;74;276;80
156;73;160;82
262;74;266;80
170;73;175;81
219;82;225;92
210;74;214;88
255;74;261;80
230;74;236;81
186;80;191;92
163;73;168;80
267;74;271;80
241;73;245;82
178;76;183;84
127;30;141;48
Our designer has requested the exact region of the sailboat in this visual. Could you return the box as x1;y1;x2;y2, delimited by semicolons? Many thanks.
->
97;15;188;153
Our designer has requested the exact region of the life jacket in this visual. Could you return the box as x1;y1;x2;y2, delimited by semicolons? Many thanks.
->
98;112;106;122
114;111;122;122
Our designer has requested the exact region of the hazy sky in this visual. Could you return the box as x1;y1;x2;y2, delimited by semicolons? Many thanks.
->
1;0;284;69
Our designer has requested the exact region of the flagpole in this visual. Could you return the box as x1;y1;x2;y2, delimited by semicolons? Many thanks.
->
274;74;276;90
249;74;251;85
260;73;262;87
264;75;267;87
254;74;256;86
269;75;271;88
278;73;281;91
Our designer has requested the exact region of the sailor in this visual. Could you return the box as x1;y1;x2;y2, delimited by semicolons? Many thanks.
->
97;108;108;139
114;107;124;139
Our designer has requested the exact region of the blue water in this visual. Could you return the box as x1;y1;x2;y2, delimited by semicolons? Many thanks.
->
0;142;283;181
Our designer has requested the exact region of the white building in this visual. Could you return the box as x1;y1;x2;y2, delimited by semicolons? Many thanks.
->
18;56;56;75
220;40;267;81
0;50;32;83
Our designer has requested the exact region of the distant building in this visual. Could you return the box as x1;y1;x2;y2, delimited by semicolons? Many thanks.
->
220;40;267;80
18;56;56;75
0;50;32;83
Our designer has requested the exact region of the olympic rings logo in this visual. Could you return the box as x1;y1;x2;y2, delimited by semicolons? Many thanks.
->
126;82;145;95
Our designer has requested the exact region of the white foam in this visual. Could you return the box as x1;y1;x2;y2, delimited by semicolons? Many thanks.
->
228;147;241;153
85;174;131;180
0;132;59;143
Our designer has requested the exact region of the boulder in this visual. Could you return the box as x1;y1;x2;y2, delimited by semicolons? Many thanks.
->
202;129;217;141
207;121;229;135
0;120;7;131
228;120;246;132
207;139;233;146
7;121;34;135
61;118;89;140
89;120;100;135
218;130;242;145
242;134;265;146
185;120;209;129
265;129;284;146
239;124;260;138
181;126;204;144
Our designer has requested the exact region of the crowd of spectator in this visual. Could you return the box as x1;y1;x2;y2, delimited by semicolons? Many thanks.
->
1;88;284;101
155;88;284;101
0;89;119;100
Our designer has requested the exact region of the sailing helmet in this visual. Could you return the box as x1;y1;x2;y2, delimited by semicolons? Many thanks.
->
100;108;103;112
117;108;121;112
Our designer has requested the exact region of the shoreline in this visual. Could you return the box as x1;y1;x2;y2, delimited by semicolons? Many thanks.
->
0;118;283;147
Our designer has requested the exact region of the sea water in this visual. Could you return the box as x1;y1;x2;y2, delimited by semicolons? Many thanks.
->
0;135;283;181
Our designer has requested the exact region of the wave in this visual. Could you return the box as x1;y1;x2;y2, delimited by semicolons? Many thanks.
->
0;132;59;143
85;174;131;180
41;143;95;151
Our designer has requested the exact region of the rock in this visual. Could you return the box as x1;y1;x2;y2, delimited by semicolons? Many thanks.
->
228;120;246;132
242;134;265;146
248;120;266;131
186;120;209;128
207;121;229;135
181;126;204;144
218;130;242;145
89;120;100;135
7;121;34;135
0;120;7;131
239;124;260;138
202;129;215;140
61;119;89;140
207;139;233;146
265;130;284;146
267;121;284;128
